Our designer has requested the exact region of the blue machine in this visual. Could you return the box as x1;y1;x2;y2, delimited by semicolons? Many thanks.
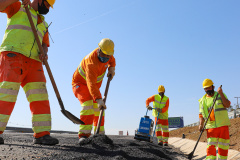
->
134;109;154;142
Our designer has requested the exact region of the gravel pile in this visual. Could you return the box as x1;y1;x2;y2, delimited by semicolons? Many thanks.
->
0;133;187;160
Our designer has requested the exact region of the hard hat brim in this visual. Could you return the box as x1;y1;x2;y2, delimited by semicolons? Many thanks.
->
101;49;114;56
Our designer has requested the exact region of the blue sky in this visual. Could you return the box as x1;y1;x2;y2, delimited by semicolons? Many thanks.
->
0;0;240;135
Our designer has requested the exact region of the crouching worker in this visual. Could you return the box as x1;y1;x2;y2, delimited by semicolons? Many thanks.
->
72;38;116;145
146;85;169;146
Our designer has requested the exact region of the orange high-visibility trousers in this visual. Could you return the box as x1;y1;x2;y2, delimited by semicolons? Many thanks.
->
0;52;51;138
72;84;105;138
155;118;169;144
206;126;229;160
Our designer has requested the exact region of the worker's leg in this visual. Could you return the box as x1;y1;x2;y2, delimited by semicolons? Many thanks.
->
155;117;163;143
21;58;51;138
217;126;229;160
206;128;219;160
93;101;105;134
73;84;94;138
0;52;22;136
161;119;169;145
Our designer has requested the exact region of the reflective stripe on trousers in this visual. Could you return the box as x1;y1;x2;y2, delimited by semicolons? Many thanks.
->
72;84;105;138
78;100;105;138
155;117;169;143
0;52;51;137
206;126;229;160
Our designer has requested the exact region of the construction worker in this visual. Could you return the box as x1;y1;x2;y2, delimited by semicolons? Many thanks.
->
0;0;58;145
199;79;231;160
146;85;170;146
72;38;116;144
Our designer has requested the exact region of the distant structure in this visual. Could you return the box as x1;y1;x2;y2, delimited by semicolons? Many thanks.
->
119;131;123;136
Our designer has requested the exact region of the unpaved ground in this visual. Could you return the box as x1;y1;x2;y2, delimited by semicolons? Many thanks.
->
0;133;188;160
170;117;240;151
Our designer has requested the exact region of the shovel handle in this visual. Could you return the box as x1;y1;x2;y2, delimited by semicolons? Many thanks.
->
96;77;111;134
23;6;65;111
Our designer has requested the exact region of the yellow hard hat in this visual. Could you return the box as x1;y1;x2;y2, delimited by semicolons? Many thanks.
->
202;79;214;88
98;38;114;56
158;85;165;92
46;0;55;8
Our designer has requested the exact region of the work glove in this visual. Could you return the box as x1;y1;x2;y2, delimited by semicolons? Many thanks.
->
156;108;162;113
96;99;107;110
107;67;115;81
146;106;152;110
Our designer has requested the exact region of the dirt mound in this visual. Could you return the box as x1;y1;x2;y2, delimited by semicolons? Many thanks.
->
79;134;114;149
170;117;240;151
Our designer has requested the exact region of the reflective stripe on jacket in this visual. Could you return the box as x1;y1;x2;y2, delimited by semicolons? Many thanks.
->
153;95;169;119
0;5;48;62
72;48;116;100
199;91;230;129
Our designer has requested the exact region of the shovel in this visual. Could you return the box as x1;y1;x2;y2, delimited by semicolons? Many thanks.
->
188;85;222;160
95;77;111;134
23;4;84;125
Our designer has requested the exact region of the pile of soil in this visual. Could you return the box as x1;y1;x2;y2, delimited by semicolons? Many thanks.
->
170;117;240;151
0;133;188;160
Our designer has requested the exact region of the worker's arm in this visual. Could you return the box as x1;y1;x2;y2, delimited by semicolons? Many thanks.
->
107;56;116;80
217;87;230;108
161;98;169;113
85;64;102;101
39;32;50;62
199;115;205;132
146;95;155;107
0;0;30;11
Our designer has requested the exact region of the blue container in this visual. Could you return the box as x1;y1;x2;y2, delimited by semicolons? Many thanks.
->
138;117;152;134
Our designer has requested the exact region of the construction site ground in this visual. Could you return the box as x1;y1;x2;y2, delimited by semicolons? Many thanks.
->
1;118;239;159
0;133;187;160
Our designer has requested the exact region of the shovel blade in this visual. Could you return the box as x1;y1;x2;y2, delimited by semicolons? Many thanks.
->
61;110;85;125
187;151;194;160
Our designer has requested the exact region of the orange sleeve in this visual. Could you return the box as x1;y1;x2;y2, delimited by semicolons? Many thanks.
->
108;56;116;67
162;98;169;113
146;95;155;106
42;32;50;47
1;2;21;18
85;64;102;100
199;114;203;118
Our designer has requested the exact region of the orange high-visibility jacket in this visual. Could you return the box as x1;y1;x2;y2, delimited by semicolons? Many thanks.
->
146;95;169;113
72;48;116;100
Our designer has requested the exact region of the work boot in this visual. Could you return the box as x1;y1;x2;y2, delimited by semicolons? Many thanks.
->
163;143;168;146
0;137;4;144
33;135;59;145
78;136;87;145
158;142;163;146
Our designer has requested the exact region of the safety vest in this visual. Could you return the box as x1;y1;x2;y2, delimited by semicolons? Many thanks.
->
152;94;169;119
0;5;48;62
78;65;106;83
199;91;230;129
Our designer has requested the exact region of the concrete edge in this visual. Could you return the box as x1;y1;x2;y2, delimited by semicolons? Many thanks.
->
169;137;240;160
